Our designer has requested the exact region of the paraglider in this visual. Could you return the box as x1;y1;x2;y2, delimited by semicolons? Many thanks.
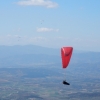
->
63;80;70;85
61;47;73;85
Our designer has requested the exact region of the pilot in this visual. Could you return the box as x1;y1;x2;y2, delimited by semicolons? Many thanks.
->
63;80;70;85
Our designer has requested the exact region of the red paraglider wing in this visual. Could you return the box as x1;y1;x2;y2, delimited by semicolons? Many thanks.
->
61;47;73;68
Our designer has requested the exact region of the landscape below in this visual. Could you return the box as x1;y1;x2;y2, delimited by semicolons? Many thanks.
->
0;45;100;100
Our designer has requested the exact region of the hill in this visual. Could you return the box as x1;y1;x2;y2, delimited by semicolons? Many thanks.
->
0;45;100;67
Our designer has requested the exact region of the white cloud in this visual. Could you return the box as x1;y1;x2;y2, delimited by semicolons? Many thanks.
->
17;28;21;32
37;27;59;32
17;0;58;8
30;37;47;42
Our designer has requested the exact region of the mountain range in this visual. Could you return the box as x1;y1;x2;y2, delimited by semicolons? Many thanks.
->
0;45;100;68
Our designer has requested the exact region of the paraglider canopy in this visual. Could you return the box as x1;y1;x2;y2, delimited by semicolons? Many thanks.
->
61;47;73;68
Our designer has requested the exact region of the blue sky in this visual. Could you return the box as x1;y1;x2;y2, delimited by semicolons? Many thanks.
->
0;0;100;51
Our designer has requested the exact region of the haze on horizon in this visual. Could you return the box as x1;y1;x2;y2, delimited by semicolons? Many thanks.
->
0;0;100;52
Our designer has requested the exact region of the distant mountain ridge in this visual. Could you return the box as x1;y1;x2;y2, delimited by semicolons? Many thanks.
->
0;45;100;68
0;45;60;67
0;45;59;57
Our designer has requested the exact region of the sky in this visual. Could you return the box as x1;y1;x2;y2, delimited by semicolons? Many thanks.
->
0;0;100;51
